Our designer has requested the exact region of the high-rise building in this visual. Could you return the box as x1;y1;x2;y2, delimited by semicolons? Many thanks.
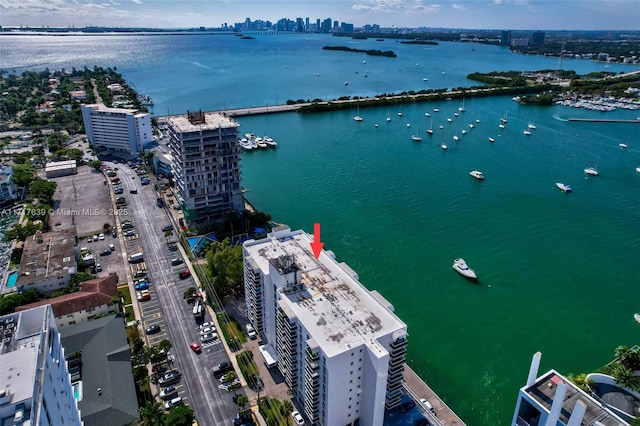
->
165;110;243;225
511;352;630;425
243;226;408;426
0;305;82;425
0;164;18;204
81;103;153;156
501;29;512;46
531;31;545;45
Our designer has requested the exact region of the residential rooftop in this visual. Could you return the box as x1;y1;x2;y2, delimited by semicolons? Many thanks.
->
244;227;406;357
16;229;77;286
526;370;627;426
17;275;118;317
164;111;239;133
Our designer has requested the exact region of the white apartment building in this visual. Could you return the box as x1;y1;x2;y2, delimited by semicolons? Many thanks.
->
243;226;408;426
165;111;243;225
81;103;153;155
512;352;630;426
0;305;82;426
0;164;18;203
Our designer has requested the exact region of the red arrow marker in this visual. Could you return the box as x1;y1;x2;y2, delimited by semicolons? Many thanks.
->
310;223;324;259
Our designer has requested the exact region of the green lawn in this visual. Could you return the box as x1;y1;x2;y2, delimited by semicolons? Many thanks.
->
118;284;132;305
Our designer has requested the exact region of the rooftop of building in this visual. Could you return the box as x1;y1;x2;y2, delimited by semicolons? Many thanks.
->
244;227;406;357
83;103;140;115
16;275;118;318
60;314;139;426
525;370;627;426
16;229;77;286
0;306;53;411
165;110;239;133
45;159;77;170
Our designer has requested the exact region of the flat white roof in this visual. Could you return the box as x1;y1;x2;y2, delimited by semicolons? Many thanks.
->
245;228;406;357
166;112;239;133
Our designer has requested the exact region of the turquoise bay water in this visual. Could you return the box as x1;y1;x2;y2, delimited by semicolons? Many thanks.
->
2;33;639;425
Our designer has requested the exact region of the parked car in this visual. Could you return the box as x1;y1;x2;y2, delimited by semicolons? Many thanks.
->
200;322;215;330
179;270;191;279
134;282;149;291
100;248;111;256
133;270;146;279
158;371;181;386
189;342;201;354
122;223;134;230
93;234;98;241
164;396;183;410
200;326;215;335
87;236;93;243
420;398;434;413
123;230;135;237
108;244;115;251
98;233;105;240
200;333;218;343
291;410;305;425
170;258;183;266
129;189;138;194
159;386;178;400
218;379;240;392
136;290;151;301
145;324;161;335
141;178;151;185
114;187;124;194
212;362;233;377
161;224;173;232
95;263;102;272
399;400;416;413
245;323;257;339
112;230;117;238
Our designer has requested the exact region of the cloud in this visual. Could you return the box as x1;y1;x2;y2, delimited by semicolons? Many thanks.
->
451;3;465;10
352;0;407;13
131;0;141;3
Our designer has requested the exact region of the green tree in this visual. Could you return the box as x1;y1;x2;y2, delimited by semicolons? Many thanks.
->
29;178;57;204
236;394;249;410
163;405;194;426
206;239;243;297
89;160;102;170
11;164;36;187
0;289;40;315
566;373;594;393
615;345;640;370
611;363;640;391
282;399;294;415
138;401;164;426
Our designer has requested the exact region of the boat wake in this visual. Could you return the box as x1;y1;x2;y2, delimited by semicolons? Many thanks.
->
552;114;569;122
192;62;213;70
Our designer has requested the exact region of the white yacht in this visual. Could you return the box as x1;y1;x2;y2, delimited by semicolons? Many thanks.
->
488;137;495;143
468;123;474;129
255;137;268;149
636;166;640;173
406;123;411;127
425;112;430;117
461;129;467;135
556;183;572;192
453;135;459;141
411;134;422;142
264;136;277;148
524;129;532;136
353;105;363;122
499;124;505;129
439;125;444;129
584;167;598;176
441;143;448;150
238;138;253;151
619;143;628;149
434;108;440;112
452;258;477;280
447;118;453;123
454;112;459;117
528;122;537;130
469;170;484;180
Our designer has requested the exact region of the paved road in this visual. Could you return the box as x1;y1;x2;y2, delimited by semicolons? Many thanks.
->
105;161;242;425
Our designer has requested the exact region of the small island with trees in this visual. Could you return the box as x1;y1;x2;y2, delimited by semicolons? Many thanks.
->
322;46;397;58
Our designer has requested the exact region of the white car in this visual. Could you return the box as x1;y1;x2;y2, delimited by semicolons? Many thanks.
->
200;326;215;335
200;332;218;343
199;321;215;330
420;398;434;412
93;234;98;242
99;233;105;240
291;410;304;425
245;323;257;339
164;396;183;409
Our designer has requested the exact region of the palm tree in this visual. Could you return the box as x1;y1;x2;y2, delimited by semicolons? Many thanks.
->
138;401;164;426
611;363;640;391
615;345;640;370
235;394;249;410
282;400;294;415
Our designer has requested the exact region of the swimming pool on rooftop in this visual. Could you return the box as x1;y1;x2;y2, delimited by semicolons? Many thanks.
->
72;382;83;402
6;271;18;288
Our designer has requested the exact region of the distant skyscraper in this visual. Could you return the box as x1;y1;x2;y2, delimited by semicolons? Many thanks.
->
501;30;512;46
305;17;310;31
295;17;304;32
316;18;321;32
0;305;82;426
322;18;332;33
531;31;545;45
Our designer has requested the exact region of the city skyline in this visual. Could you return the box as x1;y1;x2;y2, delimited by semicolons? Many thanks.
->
1;0;639;31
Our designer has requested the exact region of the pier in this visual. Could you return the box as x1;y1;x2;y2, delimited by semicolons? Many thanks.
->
568;118;640;123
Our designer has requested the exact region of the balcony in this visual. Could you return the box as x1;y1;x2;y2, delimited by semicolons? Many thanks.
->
390;345;407;357
390;336;407;349
386;380;403;392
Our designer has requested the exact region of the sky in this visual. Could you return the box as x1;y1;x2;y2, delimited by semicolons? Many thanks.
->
0;0;638;31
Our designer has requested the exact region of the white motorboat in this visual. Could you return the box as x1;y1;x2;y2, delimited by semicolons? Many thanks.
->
447;118;453;122
344;81;349;86
454;112;459;117
411;134;422;142
425;112;430;117
556;182;572;192
524;129;532;136
461;129;467;135
636;166;640;173
453;135;459;141
499;124;505;129
469;170;484;180
619;143;628;149
434;108;440;112
452;258;477;280
528;122;537;130
441;143;448;150
238;138;253;151
255;137;268;148
635;313;640;324
468;123;474;129
488;137;495;143
406;123;411;127
264;136;277;148
476;118;481;123
439;125;444;129
423;77;428;81
584;167;598;176
353;105;363;122
398;112;403;117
